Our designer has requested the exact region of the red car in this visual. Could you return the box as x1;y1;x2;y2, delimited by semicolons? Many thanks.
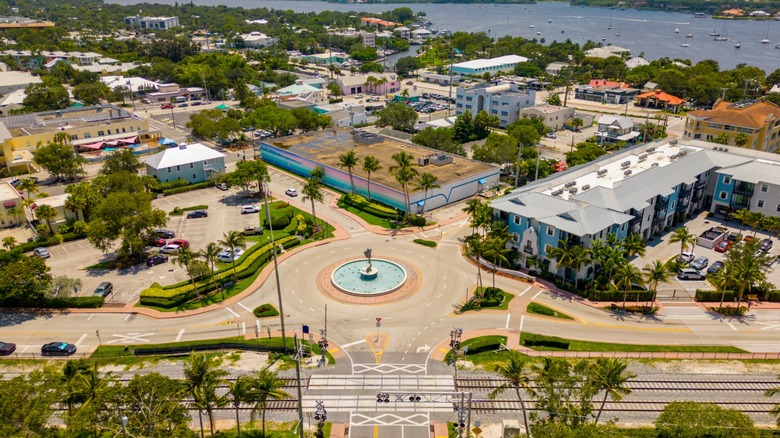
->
161;104;174;109
714;241;732;253
148;237;167;247
170;239;189;248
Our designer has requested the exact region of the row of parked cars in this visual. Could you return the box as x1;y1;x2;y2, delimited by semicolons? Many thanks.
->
420;92;456;103
0;340;79;357
408;100;451;114
676;235;776;280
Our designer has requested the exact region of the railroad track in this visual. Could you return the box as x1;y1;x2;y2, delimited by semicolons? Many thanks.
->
456;378;779;392
469;399;778;414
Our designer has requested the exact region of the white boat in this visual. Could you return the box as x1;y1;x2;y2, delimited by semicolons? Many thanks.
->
714;24;728;41
674;28;680;33
529;24;534;28
681;43;690;47
734;42;741;48
776;44;780;49
548;19;552;23
709;28;720;36
536;31;541;35
761;38;771;44
761;24;771;44
686;33;694;38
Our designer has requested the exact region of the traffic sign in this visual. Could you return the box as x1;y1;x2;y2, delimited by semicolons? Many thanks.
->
472;426;482;435
376;317;381;323
302;324;309;334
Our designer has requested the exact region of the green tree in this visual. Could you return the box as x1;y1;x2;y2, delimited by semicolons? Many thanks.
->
64;364;116;437
327;81;342;96
64;181;100;222
546;241;576;282
200;242;222;292
483;236;510;287
339;149;359;193
291;107;331;132
452;110;474;143
172;246;201;295
228;375;258;438
302;177;325;234
413;172;440;215
230;160;270;197
394;56;421;76
473;110;500;140
589;358;636;425
73;82;111;105
0;370;59;436
22;79;70;112
33;142;87;181
472;132;519;165
376;102;419;132
571;118;584;131
100;148;142;175
668;226;696;260
643;259;670;308
621;233;647;259
121;373;191;436
2;236;16;250
488;351;533;436
17;177;39;200
547;93;562;106
244;105;298;138
184;353;228;436
612;262;644;310
219;231;248;283
734;132;749;148
565;142;606;166
655;401;758;438
362;155;381;201
187;109;242;140
0;256;52;304
251;369;292;436
531;358;595;429
389;151;418;215
465;234;485;289
712;132;730;145
411;127;465;155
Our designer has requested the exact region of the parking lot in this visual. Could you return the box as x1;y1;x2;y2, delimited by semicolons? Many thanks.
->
43;185;266;304
632;211;780;298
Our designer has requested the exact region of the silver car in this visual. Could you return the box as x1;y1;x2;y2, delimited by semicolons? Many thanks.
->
677;268;706;280
690;256;709;271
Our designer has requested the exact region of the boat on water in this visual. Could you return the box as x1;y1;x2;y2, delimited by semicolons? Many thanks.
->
529;24;534;28
695;12;706;18
536;31;542;35
761;38;771;44
681;43;690;47
734;42;741;48
776;44;780;49
615;32;621;36
674;28;680;33
607;16;613;30
548;19;552;23
709;28;720;36
686;32;694;38
714;25;728;42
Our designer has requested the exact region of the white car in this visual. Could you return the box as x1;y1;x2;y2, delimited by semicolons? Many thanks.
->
240;205;260;214
217;248;244;263
285;188;298;197
161;244;181;254
33;247;51;258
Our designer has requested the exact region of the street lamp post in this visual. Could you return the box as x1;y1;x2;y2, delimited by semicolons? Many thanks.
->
264;182;287;351
449;327;462;381
170;106;176;130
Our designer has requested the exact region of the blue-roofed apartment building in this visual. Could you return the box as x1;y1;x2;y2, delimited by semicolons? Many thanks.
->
490;139;780;281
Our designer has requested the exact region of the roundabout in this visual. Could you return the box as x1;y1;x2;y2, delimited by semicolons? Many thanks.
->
317;254;422;305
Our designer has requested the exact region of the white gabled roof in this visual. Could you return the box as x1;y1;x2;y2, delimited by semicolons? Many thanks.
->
717;161;780;186
453;55;528;70
145;143;224;170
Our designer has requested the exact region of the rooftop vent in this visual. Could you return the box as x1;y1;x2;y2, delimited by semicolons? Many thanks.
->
620;161;631;169
568;187;578;194
565;181;577;188
646;146;656;153
651;162;659;167
179;144;187;150
597;169;608;177
624;169;632;176
638;154;647;162
582;184;590;190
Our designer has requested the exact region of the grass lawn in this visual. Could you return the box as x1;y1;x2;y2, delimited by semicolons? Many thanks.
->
526;302;574;320
520;332;748;353
443;335;507;363
337;200;401;229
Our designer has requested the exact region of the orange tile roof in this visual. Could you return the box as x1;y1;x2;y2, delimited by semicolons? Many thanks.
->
637;90;686;105
688;100;780;128
588;79;630;88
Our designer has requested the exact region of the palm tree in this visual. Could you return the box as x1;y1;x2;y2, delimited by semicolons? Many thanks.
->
465;234;485;290
200;242;222;295
184;353;228;437
35;204;57;235
413;173;440;215
393;166;417;216
488;351;533;437
68;364;115;436
483;237;510;287
546;241;576;282
734;132;749;148
219;231;247;283
302;177;325;234
612;263;644;309
17;177;39;200
362;155;381;201
462;199;483;234
172;247;200;295
228;375;258;438
2;236;15;250
711;262;736;311
668;226;696;260
338;149;359;193
621;233;646;259
567;245;592;290
6;207;22;225
472;203;493;238
643;260;670;309
251;369;292;437
589;358;636;424
732;209;765;236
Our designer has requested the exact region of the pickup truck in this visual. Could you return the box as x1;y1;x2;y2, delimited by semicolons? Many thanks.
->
242;226;263;236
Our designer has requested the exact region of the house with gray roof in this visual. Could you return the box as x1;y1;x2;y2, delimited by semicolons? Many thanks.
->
596;115;639;143
145;143;225;184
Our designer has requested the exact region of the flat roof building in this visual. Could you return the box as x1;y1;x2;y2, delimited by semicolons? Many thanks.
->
0;71;42;96
452;55;528;76
124;16;180;30
455;81;536;128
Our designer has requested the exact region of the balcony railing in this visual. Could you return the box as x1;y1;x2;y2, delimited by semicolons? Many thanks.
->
654;198;669;211
695;179;706;189
733;183;754;196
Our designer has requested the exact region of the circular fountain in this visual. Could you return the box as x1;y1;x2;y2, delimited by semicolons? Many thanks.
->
331;259;407;296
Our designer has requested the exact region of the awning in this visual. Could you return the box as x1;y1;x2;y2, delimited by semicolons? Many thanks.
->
417;200;425;206
79;141;105;150
617;132;641;141
3;201;16;208
158;138;177;145
478;178;487;184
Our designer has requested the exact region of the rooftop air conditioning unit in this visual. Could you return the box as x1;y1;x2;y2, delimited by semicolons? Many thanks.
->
624;169;632;176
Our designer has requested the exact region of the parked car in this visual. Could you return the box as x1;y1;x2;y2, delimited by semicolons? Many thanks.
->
714;241;732;253
148;237;166;247
93;282;113;298
170;239;190;248
217;248;244;263
727;234;742;243
216;183;228;191
153;229;175;239
147;254;169;267
743;236;757;244
241;205;260;214
545;132;557;139
285;188;298;197
707;261;725;274
690;256;709;271
355;94;363;99
191;101;202;106
0;341;16;355
677;268;706;280
243;226;263;236
161;104;174;109
186;210;208;219
677;251;695;264
161;244;181;254
41;342;77;356
178;103;189;108
33;247;51;258
760;239;773;252
405;81;413;85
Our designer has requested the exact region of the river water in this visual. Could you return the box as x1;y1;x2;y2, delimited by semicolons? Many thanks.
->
108;0;779;72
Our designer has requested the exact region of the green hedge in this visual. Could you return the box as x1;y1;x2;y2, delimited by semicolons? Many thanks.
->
767;291;780;302
157;178;189;192
340;193;401;220
413;239;437;247
10;232;86;255
588;289;654;302
527;302;554;316
253;303;280;318
162;180;216;196
407;215;426;226
522;333;570;350
695;290;735;302
140;236;300;308
0;296;104;309
170;205;209;216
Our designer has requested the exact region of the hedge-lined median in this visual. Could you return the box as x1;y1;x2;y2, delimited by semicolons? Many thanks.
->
526;302;574;320
339;193;402;220
170;205;209;216
253;303;280;318
413;239;437;247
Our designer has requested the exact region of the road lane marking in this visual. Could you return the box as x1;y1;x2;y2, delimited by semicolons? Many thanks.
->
75;334;88;346
298;299;304;303
87;314;94;321
124;314;132;321
242;322;246;335
531;290;543;300
727;322;737;331
341;339;366;348
517;285;532;297
505;314;511;329
519;315;525;332
238;302;252;313
226;308;240;318
175;329;185;342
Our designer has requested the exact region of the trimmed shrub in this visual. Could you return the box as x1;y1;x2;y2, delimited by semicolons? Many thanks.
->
522;333;570;350
11;232;86;255
527;302;555;316
162;180;216;196
253;303;280;318
340;193;401;220
413;239;437;247
695;290;735;302
707;306;748;316
588;289;653;302
767;291;780;302
607;304;658;314
170;205;209;216
407;214;426;226
157;178;189;192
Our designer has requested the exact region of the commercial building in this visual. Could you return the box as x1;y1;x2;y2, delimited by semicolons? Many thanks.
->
452;55;528;76
520;104;576;131
420;72;461;86
337;73;400;96
683;99;780;152
0;182;24;228
636;90;686;113
0;71;42;95
144;143;225;184
359;18;400;30
276;82;326;104
314;103;367;128
455;81;536;128
32;193;78;232
124;16;180;30
0;105;161;172
584;45;631;59
301;52;350;65
260;129;499;213
490;138;780;281
0;16;54;29
410;29;432;40
393;26;411;40
575;83;639;104
361;31;376;48
595;115;640;143
238;31;276;48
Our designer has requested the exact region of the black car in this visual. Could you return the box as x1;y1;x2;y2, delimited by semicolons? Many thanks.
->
186;210;208;219
153;229;175;239
760;239;773;252
41;342;77;356
147;254;169;267
0;342;16;356
707;261;725;274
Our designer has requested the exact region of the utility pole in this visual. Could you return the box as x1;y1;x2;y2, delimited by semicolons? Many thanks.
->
294;333;305;438
264;182;287;351
447;45;455;117
449;328;462;382
534;142;542;181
